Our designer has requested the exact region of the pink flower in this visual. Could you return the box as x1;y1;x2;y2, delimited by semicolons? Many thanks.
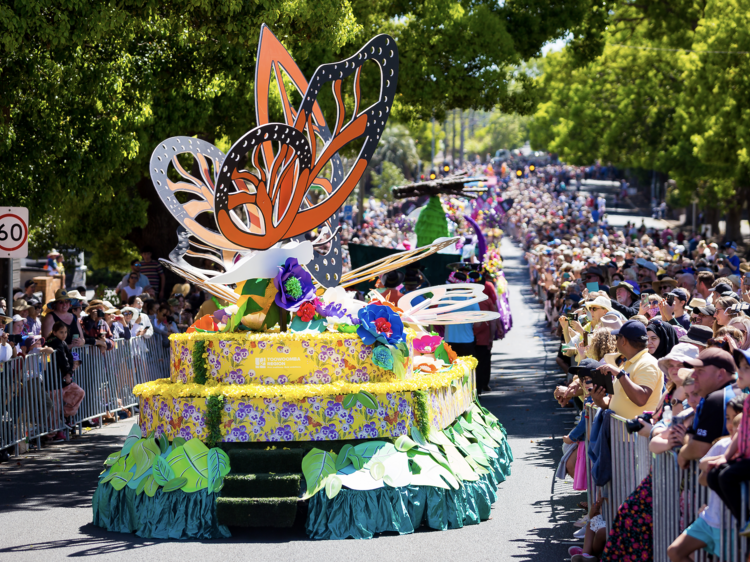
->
413;335;443;354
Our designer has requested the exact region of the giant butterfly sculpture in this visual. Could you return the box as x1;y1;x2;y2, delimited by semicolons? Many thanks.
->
150;25;398;290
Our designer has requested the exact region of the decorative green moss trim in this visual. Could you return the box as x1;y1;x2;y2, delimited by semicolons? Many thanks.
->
205;394;224;448
192;340;208;384
413;389;430;437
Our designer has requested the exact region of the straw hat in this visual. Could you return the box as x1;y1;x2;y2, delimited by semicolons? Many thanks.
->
52;288;71;303
584;296;614;313
47;249;61;258
171;283;190;297
13;299;30;312
66;289;85;300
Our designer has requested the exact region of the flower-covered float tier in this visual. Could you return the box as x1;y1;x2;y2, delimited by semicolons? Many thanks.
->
170;331;416;386
136;357;477;443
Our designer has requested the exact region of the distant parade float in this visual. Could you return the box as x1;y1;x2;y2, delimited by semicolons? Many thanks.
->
92;24;513;540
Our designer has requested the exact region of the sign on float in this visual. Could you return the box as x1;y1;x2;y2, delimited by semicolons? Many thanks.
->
0;207;29;258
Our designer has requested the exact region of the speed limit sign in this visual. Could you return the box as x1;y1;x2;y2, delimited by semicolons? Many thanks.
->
0;207;29;258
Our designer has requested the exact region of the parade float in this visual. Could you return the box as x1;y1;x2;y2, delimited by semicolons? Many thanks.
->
92;24;513;540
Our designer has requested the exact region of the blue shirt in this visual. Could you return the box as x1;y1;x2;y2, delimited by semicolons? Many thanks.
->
444;297;480;344
727;254;740;275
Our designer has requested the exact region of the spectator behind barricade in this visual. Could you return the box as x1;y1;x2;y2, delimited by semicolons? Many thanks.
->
144;299;159;325
169;296;193;332
42;289;85;348
594;320;663;418
0;319;15;361
106;308;129;339
646;319;679;360
667;397;742;561
689;302;715;328
22;279;38;302
119;272;144;303
116;258;149;292
659;288;691;330
127;296;153;337
712;296;739;336
139;247;166;300
82;304;112;353
704;349;750;526
608;280;640;319
121;307;146;337
153;304;179;347
186;284;206;314
695;271;714;301
25;298;42;336
678;348;738;469
45;321;77;441
727;315;750;350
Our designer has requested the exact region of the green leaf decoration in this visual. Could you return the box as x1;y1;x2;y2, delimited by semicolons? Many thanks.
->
101;471;118;484
382;451;411;487
172;436;187;449
166;438;210;493
157;434;169;455
207;448;231;493
390;346;407;379
121;424;142;457
129;438;161;480
212;477;224;493
103;452;121;466
109;471;132;491
342;394;359;410
335;444;354;471
441;442;479;481
136;473;149;495
351;441;389;470
152;455;175;486
163;476;188;493
452;430;473;450
143;475;158;497
395;435;417;452
429;448;448;467
301;448;337;498
465;443;491;467
325;475;343;499
434;342;451;364
369;460;385;480
410;454;459;490
410;425;427;447
127;467;153;490
464;409;473;425
427;427;452;447
452;422;465;435
356;390;378;410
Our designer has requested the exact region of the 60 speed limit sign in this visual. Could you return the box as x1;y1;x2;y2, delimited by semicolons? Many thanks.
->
0;207;29;258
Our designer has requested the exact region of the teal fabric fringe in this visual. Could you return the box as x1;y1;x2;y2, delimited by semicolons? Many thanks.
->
92;483;231;540
306;440;513;540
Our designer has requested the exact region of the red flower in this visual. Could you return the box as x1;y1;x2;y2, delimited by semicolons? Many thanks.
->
374;317;392;336
297;301;316;322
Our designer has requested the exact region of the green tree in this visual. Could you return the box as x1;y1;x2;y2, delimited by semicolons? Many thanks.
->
371;125;419;180
1;0;606;267
371;161;408;202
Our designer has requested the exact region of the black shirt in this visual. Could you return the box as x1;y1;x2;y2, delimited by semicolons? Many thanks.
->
688;380;735;443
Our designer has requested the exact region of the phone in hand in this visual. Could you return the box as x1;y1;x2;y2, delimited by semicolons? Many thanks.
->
666;294;675;306
586;282;600;293
582;332;589;346
590;369;615;395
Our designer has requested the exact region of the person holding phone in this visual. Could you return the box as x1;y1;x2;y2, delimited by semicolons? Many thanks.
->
594;320;663;418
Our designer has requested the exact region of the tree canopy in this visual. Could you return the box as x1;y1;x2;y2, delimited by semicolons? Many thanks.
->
1;0;604;266
529;0;750;239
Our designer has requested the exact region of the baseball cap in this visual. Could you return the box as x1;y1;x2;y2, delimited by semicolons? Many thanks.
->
668;288;689;302
24;279;37;288
636;258;658;272
611;319;648;342
710;282;733;294
732;348;750;369
725;241;738;250
568;358;601;377
682;347;737;372
694;304;716;316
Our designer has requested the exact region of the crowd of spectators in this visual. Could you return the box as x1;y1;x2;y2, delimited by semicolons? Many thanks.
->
506;170;750;560
0;247;208;453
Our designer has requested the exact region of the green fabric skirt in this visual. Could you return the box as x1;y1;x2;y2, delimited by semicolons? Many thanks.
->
306;441;513;540
92;483;231;540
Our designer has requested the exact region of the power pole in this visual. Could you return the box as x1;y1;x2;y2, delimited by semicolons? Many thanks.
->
451;110;456;166
431;118;435;168
459;109;465;168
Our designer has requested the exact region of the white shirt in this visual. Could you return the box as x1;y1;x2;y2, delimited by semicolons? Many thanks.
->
699;437;732;528
122;285;143;299
0;342;13;363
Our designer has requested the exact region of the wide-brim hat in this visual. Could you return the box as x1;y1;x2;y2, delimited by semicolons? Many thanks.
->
382;270;405;288
584;296;614;313
52;288;71;303
679;325;713;347
657;343;700;376
599;313;624;331
652;277;677;293
66;289;85;300
13;299;30;312
609;280;640;299
584;266;605;280
171;283;190;297
688;297;707;309
47;249;61;258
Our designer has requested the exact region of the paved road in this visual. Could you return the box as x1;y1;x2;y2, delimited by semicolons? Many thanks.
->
0;238;584;562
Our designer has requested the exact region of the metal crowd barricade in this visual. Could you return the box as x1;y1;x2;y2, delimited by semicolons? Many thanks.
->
0;336;170;457
0;352;64;454
652;452;748;562
584;404;748;561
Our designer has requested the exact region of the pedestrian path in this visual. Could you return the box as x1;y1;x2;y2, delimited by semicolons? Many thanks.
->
0;237;582;562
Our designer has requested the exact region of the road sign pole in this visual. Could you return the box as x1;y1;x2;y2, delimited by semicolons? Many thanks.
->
6;258;12;317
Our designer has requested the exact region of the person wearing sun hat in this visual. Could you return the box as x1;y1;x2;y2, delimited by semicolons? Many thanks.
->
609;280;640;319
40;289;84;345
652;276;678;297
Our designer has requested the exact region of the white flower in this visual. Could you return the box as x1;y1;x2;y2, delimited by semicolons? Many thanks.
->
413;355;448;373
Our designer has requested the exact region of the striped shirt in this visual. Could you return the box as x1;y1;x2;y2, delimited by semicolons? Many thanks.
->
139;260;164;293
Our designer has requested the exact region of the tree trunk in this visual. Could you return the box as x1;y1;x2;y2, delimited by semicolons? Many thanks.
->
451;110;456;167
725;199;743;243
459;109;465;168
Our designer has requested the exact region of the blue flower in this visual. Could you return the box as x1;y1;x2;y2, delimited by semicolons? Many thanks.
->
356;304;405;346
372;346;395;370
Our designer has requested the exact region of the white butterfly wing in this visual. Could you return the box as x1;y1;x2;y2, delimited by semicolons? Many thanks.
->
398;284;501;326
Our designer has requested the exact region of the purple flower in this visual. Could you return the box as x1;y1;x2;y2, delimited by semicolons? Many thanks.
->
179;427;193;440
273;257;315;311
230;426;249;442
316;301;345;318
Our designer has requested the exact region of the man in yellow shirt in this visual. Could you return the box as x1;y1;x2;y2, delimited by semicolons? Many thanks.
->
593;320;663;418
